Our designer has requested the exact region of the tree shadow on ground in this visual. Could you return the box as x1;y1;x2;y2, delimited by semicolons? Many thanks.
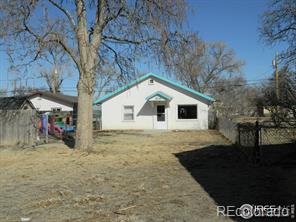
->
175;144;296;221
62;133;75;149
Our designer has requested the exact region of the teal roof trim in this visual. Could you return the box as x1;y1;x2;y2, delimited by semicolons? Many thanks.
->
146;91;172;101
94;73;214;104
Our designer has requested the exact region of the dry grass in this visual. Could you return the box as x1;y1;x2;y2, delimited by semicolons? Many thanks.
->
0;130;295;221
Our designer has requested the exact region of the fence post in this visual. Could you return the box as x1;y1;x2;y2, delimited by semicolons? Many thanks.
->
45;114;48;144
238;124;241;146
254;120;260;163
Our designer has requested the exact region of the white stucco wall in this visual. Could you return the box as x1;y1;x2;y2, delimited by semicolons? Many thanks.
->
101;77;210;130
29;96;73;112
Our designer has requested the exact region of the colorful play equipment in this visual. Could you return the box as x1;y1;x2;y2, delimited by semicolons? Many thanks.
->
63;126;75;133
48;113;75;136
42;114;47;133
54;115;65;129
48;123;63;135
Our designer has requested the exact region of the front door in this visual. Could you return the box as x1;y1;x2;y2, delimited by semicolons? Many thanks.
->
155;105;167;129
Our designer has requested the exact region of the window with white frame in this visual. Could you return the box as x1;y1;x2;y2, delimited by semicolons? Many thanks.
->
177;105;197;119
123;105;134;120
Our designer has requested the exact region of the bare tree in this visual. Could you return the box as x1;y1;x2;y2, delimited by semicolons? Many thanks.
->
260;0;296;64
12;85;46;96
39;46;72;94
0;0;186;150
94;62;136;100
40;69;64;94
95;66;116;99
259;66;296;125
0;89;7;97
162;33;244;93
209;75;261;118
260;0;296;124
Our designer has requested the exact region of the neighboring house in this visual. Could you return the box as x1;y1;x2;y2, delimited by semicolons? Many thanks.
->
27;91;77;113
0;96;35;110
94;73;214;130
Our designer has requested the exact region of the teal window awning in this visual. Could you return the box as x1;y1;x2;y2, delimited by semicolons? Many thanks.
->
146;91;172;102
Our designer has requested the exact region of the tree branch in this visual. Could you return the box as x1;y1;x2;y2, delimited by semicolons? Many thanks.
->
48;0;76;32
76;0;88;44
19;5;80;70
91;0;124;48
103;35;158;45
46;35;80;70
102;42;125;75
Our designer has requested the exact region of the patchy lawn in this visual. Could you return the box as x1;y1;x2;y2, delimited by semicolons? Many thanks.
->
0;130;295;222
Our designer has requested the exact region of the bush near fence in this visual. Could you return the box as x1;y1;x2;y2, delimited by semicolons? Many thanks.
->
0;110;37;146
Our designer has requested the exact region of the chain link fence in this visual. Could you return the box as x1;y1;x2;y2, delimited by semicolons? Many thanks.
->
260;125;296;145
218;117;296;163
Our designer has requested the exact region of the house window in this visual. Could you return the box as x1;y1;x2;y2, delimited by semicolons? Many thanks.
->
148;79;154;85
52;107;62;113
123;106;134;121
178;105;197;119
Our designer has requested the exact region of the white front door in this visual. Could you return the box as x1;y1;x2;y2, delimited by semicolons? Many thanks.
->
155;105;167;129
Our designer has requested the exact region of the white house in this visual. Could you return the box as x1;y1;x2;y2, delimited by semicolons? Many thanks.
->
94;73;214;130
27;91;77;113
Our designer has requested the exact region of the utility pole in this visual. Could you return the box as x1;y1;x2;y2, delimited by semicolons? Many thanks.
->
272;52;279;99
6;73;8;94
13;79;16;96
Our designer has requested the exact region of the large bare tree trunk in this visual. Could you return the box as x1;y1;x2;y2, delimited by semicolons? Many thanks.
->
74;0;97;151
75;49;96;150
75;77;94;151
75;45;97;152
75;48;97;150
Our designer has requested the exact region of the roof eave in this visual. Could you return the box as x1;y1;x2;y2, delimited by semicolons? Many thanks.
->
93;73;215;104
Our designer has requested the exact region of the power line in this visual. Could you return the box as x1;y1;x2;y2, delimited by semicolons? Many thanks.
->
0;71;277;95
0;76;44;82
1;79;275;92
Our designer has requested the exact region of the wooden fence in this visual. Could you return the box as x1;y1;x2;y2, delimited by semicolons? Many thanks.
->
0;110;36;146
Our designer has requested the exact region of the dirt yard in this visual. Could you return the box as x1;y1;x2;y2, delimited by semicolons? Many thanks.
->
0;130;295;222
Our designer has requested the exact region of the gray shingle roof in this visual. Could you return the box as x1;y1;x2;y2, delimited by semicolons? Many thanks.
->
0;96;30;110
28;91;77;104
0;91;77;110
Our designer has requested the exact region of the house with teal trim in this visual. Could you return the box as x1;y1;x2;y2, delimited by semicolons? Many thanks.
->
94;73;214;130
